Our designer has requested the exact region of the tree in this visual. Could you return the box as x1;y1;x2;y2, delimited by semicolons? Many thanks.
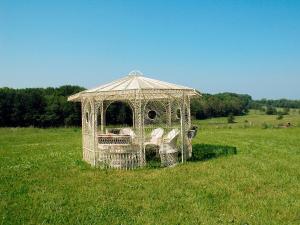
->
0;86;84;127
191;92;252;120
0;88;15;126
251;99;300;109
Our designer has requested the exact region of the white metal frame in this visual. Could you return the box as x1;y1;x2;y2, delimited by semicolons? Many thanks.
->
68;71;200;169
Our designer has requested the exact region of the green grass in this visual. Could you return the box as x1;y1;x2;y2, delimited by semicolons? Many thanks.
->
194;109;300;129
1;111;300;224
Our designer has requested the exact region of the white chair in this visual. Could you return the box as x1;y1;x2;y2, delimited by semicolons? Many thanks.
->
120;128;136;139
144;128;164;155
145;128;164;146
159;129;180;166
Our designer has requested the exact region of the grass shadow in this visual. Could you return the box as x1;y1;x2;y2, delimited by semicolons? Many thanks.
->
145;160;161;169
188;144;237;162
145;144;161;169
76;143;237;170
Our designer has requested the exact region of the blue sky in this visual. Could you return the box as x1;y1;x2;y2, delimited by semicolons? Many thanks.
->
0;0;299;99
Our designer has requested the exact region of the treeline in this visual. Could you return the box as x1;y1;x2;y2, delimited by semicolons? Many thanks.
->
250;99;300;109
191;93;252;119
0;86;84;127
0;86;298;127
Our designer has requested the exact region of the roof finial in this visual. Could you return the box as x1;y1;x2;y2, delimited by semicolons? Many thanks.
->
128;70;143;77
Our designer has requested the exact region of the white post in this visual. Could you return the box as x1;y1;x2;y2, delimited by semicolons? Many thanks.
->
187;96;191;129
100;101;104;133
91;99;97;166
167;99;172;128
180;92;186;163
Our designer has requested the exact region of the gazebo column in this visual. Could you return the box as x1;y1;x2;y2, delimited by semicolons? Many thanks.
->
100;100;105;133
81;100;86;162
185;95;193;159
180;92;187;163
91;98;98;166
133;92;145;166
167;99;172;128
187;96;191;129
132;110;135;129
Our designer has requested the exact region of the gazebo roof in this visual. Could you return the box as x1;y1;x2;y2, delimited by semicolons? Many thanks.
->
68;71;200;101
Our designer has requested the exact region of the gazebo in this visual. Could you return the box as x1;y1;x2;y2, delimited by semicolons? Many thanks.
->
68;71;200;169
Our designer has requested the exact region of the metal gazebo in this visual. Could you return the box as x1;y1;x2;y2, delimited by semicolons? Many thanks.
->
68;71;200;169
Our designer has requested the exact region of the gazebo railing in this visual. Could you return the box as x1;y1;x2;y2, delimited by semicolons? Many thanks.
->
98;134;132;145
96;151;140;169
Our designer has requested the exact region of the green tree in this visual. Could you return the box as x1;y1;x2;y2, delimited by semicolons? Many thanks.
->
0;86;84;127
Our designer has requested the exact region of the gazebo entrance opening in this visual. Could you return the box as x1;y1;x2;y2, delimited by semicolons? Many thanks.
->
68;71;200;169
104;101;133;131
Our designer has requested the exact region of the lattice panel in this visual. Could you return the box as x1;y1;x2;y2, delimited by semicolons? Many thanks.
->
82;100;92;134
170;99;181;126
144;100;167;126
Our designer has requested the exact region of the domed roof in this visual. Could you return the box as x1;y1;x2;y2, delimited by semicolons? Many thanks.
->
68;71;200;101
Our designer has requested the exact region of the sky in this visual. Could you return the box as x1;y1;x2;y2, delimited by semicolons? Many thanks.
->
0;0;300;99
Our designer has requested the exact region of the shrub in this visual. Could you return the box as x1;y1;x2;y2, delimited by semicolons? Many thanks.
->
189;144;237;161
277;113;283;120
277;123;284;127
109;128;120;134
262;122;273;129
260;107;266;112
283;108;290;115
262;122;268;129
227;113;235;123
243;124;250;128
266;106;277;115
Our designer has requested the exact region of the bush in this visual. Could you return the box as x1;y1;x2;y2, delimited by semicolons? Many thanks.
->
262;122;273;129
227;113;235;123
277;113;283;120
260;107;266;112
283;108;290;115
189;144;237;161
266;106;277;115
262;122;268;129
243;124;250;128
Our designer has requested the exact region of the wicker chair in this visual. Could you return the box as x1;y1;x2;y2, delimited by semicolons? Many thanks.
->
120;128;136;142
144;128;164;154
145;128;164;145
159;129;180;167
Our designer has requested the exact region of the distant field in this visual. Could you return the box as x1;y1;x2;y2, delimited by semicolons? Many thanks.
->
1;111;300;224
195;109;300;129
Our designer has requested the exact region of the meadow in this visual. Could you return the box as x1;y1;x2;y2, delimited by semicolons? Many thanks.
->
0;111;300;224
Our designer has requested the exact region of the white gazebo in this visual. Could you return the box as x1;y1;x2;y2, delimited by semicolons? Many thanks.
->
68;71;200;169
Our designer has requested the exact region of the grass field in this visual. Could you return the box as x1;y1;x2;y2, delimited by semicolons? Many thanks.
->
1;111;300;224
